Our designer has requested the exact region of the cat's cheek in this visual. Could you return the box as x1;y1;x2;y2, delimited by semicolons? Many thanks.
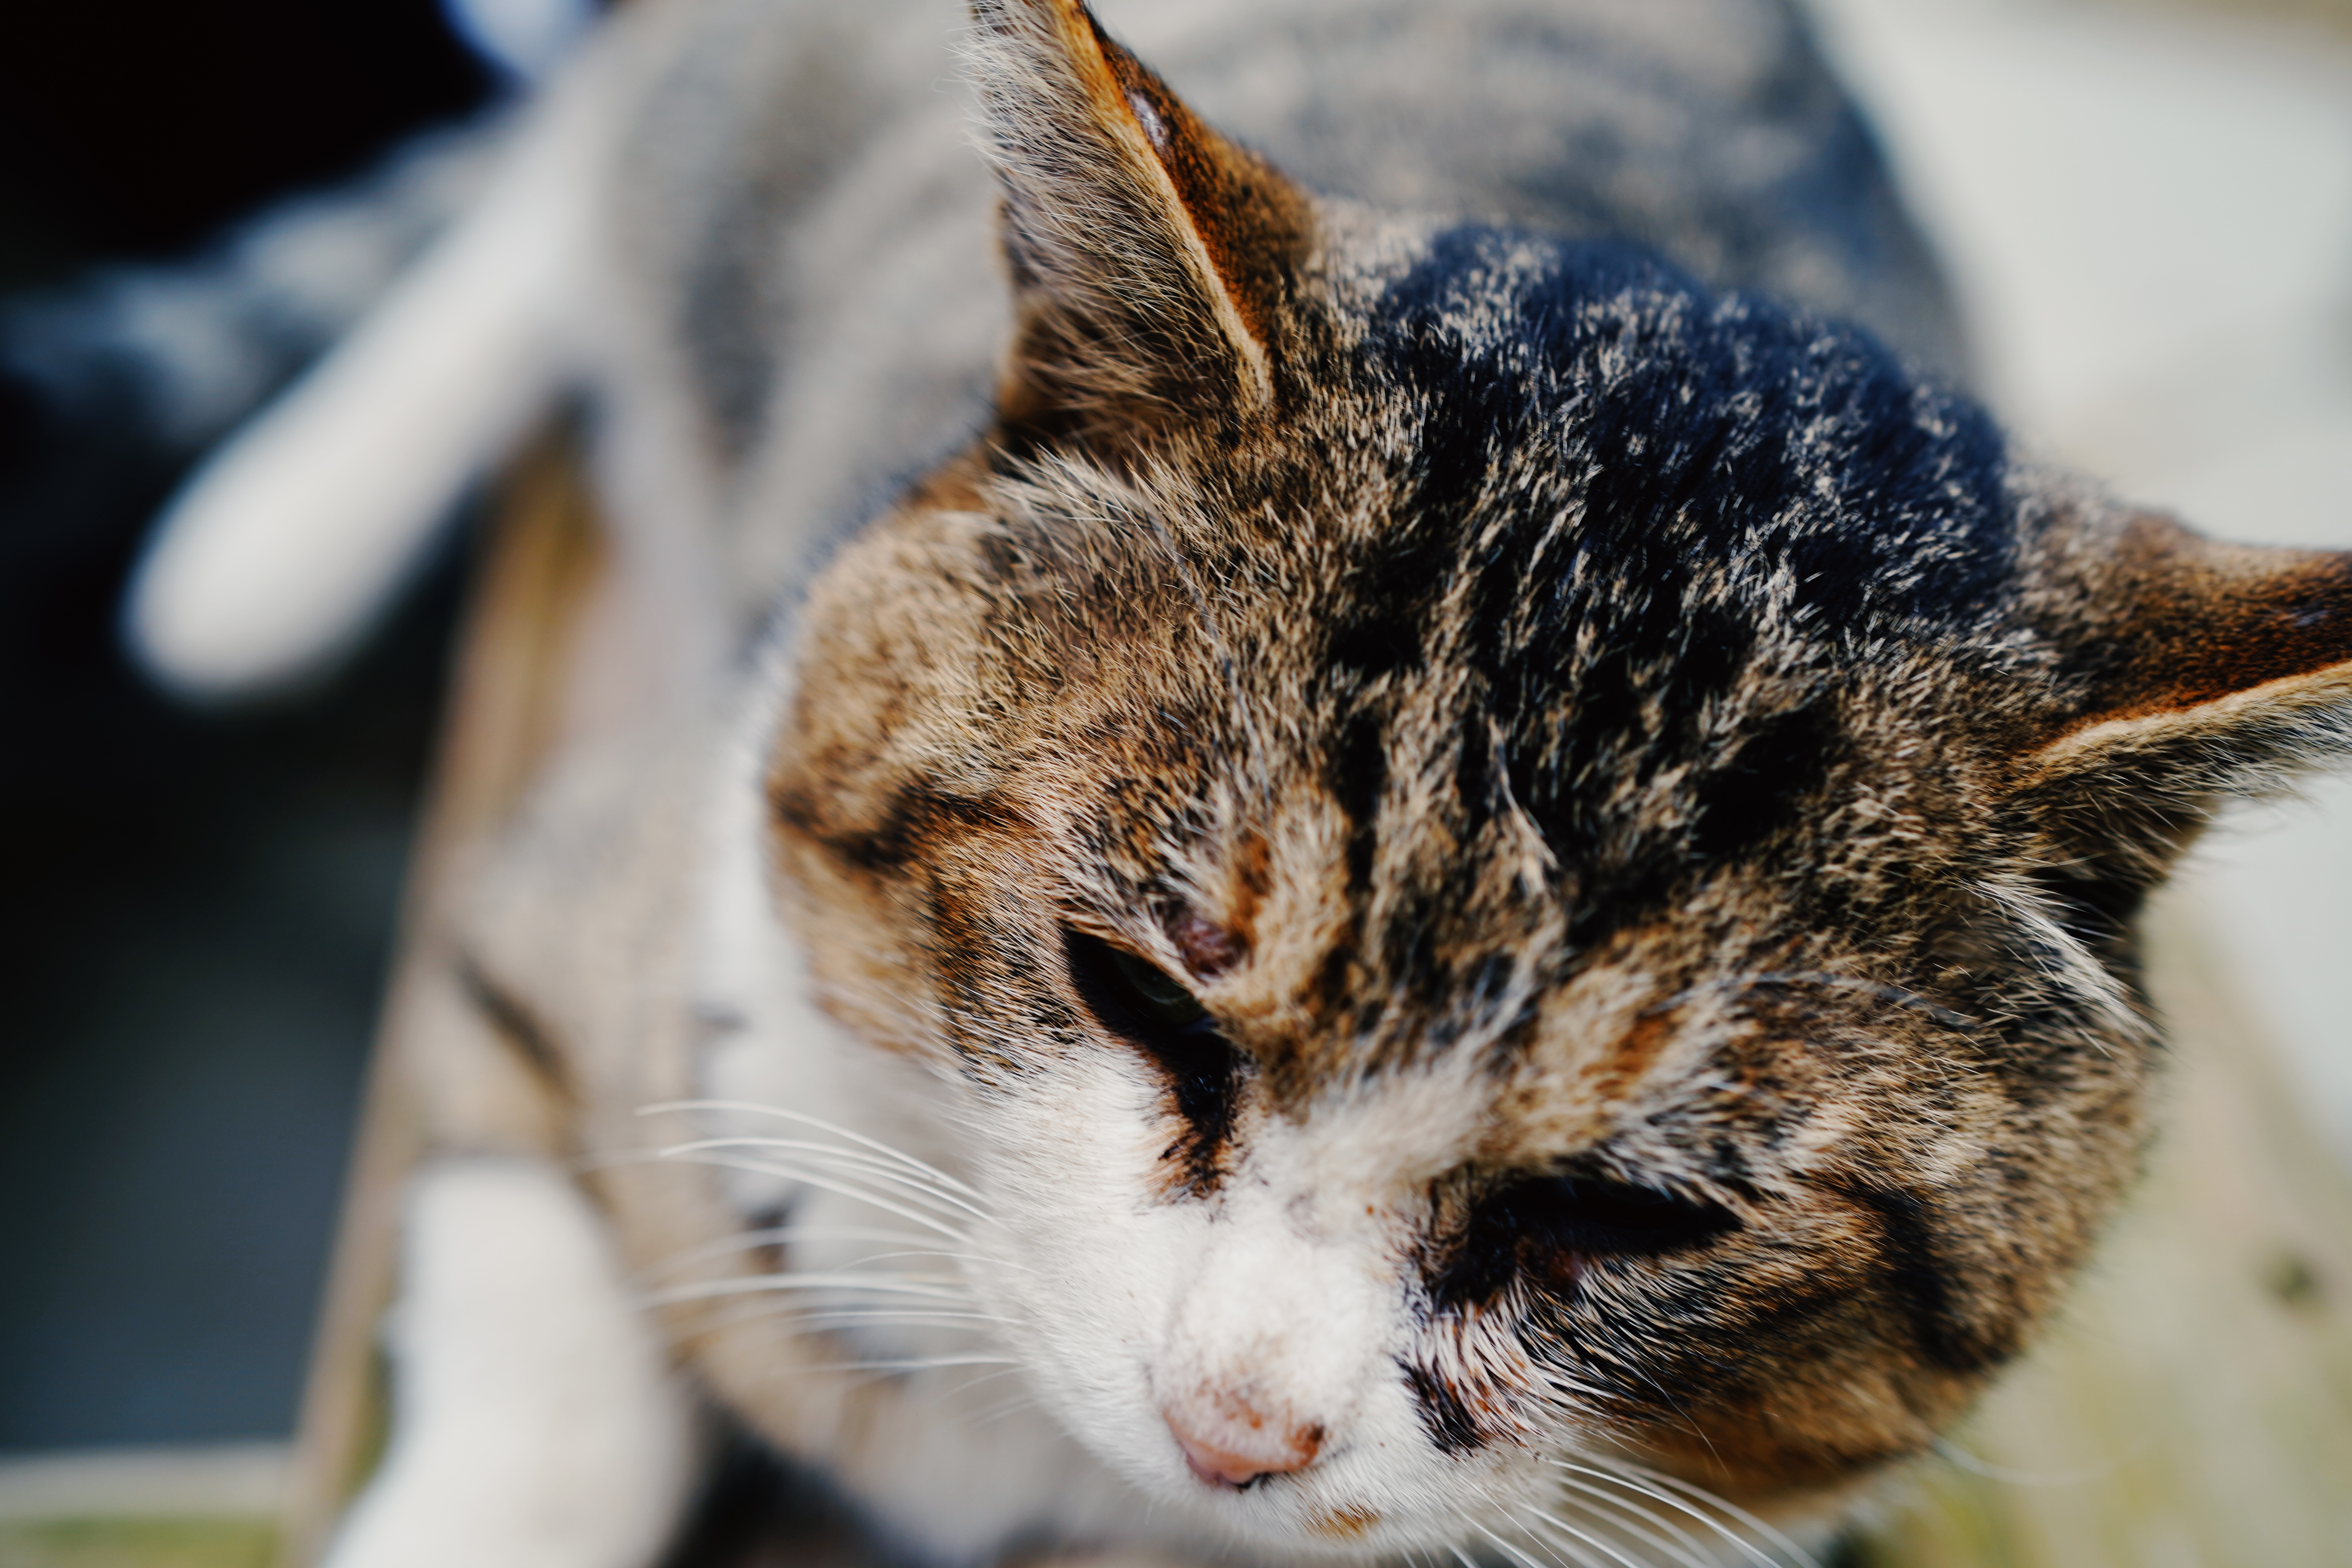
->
976;1051;1212;1481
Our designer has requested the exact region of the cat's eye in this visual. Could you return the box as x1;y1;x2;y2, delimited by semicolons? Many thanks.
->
1064;929;1220;1047
1437;1168;1737;1304
1062;929;1240;1151
1106;945;1208;1029
1499;1173;1737;1259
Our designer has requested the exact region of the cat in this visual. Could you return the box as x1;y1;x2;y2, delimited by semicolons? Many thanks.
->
125;0;2352;1566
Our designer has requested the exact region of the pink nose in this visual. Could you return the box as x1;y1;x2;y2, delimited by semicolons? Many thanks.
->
1163;1401;1323;1489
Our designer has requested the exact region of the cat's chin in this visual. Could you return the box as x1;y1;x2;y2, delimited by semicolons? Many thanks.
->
1074;1414;1856;1567
1127;1474;1640;1565
1138;1475;1498;1561
1073;1424;1547;1560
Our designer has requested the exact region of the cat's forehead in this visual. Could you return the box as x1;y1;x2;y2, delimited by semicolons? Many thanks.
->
1010;229;2049;1085
1328;223;2020;643
1150;768;1885;1103
1211;243;2022;791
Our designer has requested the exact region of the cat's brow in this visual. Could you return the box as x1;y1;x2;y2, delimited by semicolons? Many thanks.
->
1642;971;1979;1031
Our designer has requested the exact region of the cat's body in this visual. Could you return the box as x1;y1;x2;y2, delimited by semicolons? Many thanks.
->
129;3;2352;1567
594;0;1968;639
132;0;1962;700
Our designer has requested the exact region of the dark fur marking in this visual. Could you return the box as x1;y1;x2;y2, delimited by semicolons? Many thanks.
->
809;784;1014;874
1063;928;1240;1194
924;888;1065;1082
1329;610;1426;683
1670;604;1757;719
1400;1360;1490;1455
1330;707;1388;900
1425;1198;1521;1310
1369;231;2014;639
456;956;571;1096
1451;716;1496;825
1846;1182;2005;1375
2027;864;2147;949
1425;1167;1736;1314
1689;702;1837;862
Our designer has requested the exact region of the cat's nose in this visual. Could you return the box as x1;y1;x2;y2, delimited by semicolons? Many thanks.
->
1163;1400;1322;1488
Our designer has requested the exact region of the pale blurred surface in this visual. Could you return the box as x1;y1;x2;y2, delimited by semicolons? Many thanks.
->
1810;0;2352;1166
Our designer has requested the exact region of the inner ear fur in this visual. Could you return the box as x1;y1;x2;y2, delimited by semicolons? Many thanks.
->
967;0;1312;441
2011;511;2352;878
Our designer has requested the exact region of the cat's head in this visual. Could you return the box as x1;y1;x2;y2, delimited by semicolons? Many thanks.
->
767;0;2352;1550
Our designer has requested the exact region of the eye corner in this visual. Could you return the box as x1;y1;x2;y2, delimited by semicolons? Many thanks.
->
1166;906;1247;978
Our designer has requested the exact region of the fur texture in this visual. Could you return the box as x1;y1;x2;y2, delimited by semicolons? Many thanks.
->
151;2;2352;1565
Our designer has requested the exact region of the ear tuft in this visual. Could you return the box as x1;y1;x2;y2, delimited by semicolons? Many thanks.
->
2011;511;2352;883
965;0;1311;439
2047;514;2352;729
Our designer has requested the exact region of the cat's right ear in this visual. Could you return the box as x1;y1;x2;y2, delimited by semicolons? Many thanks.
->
2009;512;2352;883
965;0;1313;444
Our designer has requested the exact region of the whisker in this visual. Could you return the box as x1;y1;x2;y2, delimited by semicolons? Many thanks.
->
1477;1518;1605;1568
643;1271;977;1308
1608;1463;1817;1568
828;1247;1031;1277
640;1100;985;1199
648;1151;975;1243
1929;1436;2122;1487
1522;1500;1695;1568
677;1303;1006;1343
661;1136;995;1225
1548;1463;1805;1568
653;1143;983;1229
642;1224;949;1278
933;1363;1034;1416
1547;1465;1774;1568
794;1354;1024;1374
669;1290;984;1345
1529;1366;1627;1405
765;1307;1012;1330
677;1293;994;1334
583;1143;976;1241
1543;1475;1719;1568
963;1390;1044;1429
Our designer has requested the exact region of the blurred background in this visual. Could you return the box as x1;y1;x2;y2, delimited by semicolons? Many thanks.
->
0;0;593;1464
0;0;2347;1553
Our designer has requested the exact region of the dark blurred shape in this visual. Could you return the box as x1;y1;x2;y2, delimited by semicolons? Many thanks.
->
0;544;464;1448
657;1437;871;1568
0;0;497;1450
0;0;490;275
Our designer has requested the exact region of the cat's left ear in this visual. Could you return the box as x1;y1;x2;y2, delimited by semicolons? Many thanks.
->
966;0;1312;440
2011;512;2352;875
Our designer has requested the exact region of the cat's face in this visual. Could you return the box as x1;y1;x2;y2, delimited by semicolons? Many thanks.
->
766;0;2352;1549
773;226;2139;1539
